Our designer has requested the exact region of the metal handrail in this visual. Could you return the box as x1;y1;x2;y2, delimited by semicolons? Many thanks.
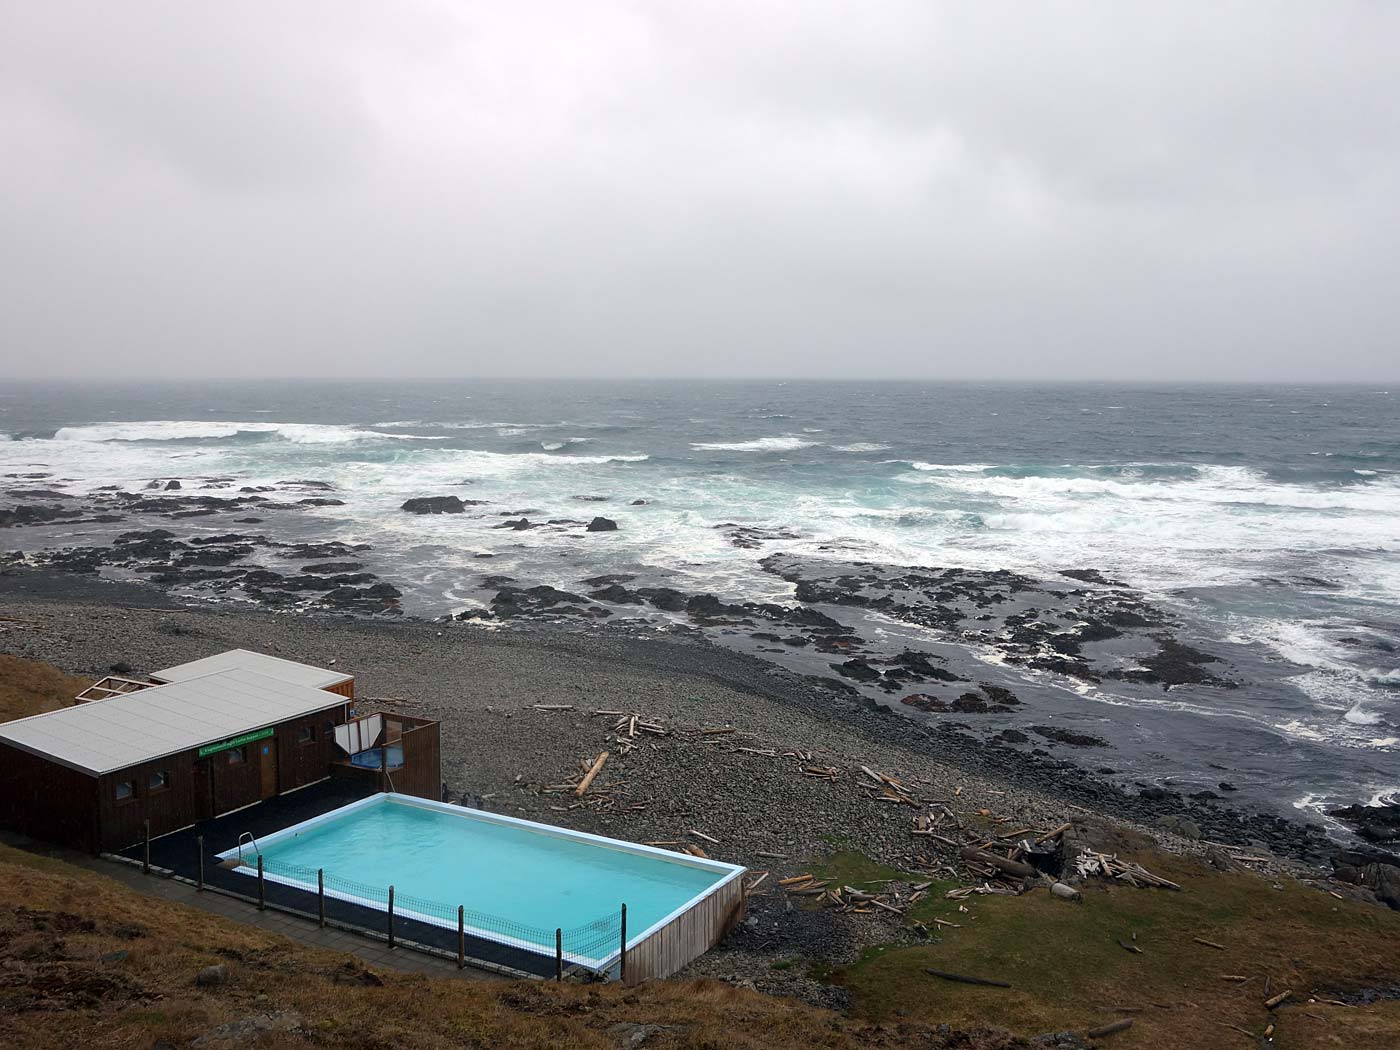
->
236;830;261;864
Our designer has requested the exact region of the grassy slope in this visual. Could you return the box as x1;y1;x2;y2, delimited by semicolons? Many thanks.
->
1;842;1038;1050
821;847;1400;1049
0;652;90;721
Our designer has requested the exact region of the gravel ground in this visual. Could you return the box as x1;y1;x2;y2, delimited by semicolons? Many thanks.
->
0;568;1335;997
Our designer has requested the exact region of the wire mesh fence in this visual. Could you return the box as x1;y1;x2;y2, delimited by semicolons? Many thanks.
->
243;853;626;975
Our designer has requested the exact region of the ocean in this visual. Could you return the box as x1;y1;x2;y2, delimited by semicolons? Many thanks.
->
2;378;1397;830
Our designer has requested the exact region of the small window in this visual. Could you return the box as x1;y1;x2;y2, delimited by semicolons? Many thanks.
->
148;770;170;792
297;725;315;745
114;780;135;802
227;746;246;766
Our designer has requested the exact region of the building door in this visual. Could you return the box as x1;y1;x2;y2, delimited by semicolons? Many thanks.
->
193;759;214;821
259;740;278;799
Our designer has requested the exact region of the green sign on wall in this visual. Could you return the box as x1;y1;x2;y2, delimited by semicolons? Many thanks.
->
198;726;275;758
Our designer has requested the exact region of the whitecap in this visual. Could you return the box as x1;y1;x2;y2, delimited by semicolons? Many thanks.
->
55;421;276;442
691;436;818;452
53;420;447;445
1345;703;1382;726
897;461;993;473
831;443;892;453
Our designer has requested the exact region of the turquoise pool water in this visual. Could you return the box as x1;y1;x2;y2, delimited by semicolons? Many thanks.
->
242;796;735;951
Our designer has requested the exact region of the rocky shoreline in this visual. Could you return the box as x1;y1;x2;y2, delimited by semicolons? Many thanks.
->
3;473;1396;862
0;560;1370;864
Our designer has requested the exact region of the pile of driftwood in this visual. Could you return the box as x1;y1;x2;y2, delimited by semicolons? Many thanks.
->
859;766;919;806
1075;850;1182;891
589;709;668;754
779;874;934;918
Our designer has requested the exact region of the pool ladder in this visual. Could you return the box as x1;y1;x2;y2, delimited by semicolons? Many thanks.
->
236;831;262;866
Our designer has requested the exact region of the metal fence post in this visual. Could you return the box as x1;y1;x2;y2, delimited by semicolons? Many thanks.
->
387;885;395;949
457;906;466;969
318;869;326;928
555;928;563;981
257;855;265;910
619;903;627;983
142;819;150;875
196;835;204;891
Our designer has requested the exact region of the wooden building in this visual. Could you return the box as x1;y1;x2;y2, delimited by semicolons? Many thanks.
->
0;650;438;853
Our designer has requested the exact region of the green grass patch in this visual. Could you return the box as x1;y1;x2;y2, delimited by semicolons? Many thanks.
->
826;849;1400;1049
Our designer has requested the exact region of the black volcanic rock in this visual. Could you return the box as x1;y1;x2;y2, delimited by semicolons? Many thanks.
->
1029;725;1109;747
492;585;608;619
401;496;467;514
582;574;636;587
1331;803;1400;843
0;504;79;527
175;545;254;566
283;541;370;559
589;584;644;604
832;658;882;682
586;516;618;532
635;587;688;612
1119;637;1233;689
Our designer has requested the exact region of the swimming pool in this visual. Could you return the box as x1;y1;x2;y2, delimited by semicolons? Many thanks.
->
217;793;744;971
347;745;402;769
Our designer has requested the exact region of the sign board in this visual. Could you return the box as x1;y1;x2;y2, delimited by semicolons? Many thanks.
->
198;727;275;758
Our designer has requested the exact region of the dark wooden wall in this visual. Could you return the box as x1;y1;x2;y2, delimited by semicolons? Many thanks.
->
205;740;264;818
0;743;99;853
274;706;347;794
394;721;441;801
98;750;209;851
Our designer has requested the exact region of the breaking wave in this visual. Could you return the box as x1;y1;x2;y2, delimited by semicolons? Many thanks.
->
53;421;447;445
691;436;818;452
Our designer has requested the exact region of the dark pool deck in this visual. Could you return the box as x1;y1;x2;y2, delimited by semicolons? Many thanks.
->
111;780;561;979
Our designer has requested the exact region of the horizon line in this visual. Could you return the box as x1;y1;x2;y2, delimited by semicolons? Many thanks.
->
2;375;1397;387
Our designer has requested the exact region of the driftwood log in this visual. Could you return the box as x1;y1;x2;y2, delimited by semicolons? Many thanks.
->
925;968;1011;988
1085;1018;1134;1038
575;751;609;796
960;847;1036;879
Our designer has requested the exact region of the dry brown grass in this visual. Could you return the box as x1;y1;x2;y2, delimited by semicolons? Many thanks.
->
0;653;90;722
0;843;1029;1050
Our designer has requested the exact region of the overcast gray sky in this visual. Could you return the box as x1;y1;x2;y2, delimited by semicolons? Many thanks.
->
1;2;1397;381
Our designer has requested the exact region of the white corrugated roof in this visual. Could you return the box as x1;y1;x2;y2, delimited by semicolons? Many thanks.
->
150;648;351;689
0;667;348;775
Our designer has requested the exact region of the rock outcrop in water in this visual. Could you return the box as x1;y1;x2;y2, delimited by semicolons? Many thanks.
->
401;496;469;514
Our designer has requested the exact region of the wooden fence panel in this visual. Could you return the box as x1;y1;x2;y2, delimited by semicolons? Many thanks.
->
623;876;745;983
